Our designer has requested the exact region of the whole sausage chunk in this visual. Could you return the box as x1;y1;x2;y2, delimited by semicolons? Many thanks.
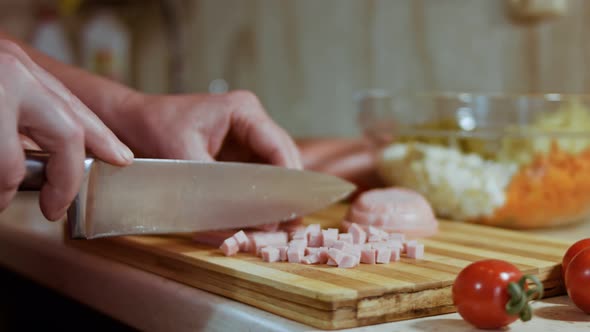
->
346;187;438;238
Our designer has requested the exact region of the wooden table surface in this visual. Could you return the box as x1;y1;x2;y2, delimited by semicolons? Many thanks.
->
0;192;589;331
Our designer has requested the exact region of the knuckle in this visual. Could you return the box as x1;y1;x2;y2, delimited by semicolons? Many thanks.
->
61;117;85;142
0;52;32;84
227;90;270;118
228;90;260;107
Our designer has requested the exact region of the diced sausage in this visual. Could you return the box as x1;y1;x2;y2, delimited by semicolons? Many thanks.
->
327;248;345;265
376;247;391;264
366;226;388;242
232;230;250;252
318;247;329;264
261;247;281;262
331;240;353;251
289;239;308;250
347;223;367;244
403;240;418;253
305;247;319;256
386;240;403;250
291;230;307;240
287;247;305;263
250;232;289;255
406;242;424;259
338;233;353;244
220;237;239;256
338;254;358;268
305;224;321;235
321;228;339;247
343;244;362;259
367;234;381;243
361;248;376;264
390;247;401;262
308;233;323;248
277;246;288;262
301;254;321;265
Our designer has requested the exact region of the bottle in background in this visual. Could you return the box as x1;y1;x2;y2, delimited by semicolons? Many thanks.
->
30;5;74;64
80;8;131;84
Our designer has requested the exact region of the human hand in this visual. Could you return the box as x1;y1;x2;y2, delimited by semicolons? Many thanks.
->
112;90;302;169
297;138;384;198
0;40;133;220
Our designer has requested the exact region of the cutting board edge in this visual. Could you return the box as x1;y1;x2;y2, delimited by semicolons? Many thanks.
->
67;238;567;330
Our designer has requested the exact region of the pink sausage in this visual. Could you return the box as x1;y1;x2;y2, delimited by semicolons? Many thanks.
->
220;237;240;256
261;247;281;262
232;230;250;252
338;254;358;269
347;223;367;244
390;247;401;262
277;246;288;262
406;242;425;259
302;254;321;265
308;233;323;248
376;247;391;264
346;188;438;238
322;228;339;247
287;247;305;263
327;248;345;265
360;248;376;264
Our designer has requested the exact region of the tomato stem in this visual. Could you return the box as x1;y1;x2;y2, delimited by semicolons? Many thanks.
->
505;274;544;322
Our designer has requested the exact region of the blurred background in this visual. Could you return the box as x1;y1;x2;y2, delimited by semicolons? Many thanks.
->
0;0;585;139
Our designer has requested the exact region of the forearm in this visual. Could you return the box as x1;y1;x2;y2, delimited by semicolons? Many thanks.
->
0;30;139;130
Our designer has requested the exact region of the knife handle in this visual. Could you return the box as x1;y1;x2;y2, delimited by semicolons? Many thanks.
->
18;150;48;191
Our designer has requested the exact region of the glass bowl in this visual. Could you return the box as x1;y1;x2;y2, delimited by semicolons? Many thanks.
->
356;90;590;229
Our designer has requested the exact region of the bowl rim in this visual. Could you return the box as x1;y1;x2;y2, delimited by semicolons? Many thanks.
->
354;89;590;102
355;90;590;137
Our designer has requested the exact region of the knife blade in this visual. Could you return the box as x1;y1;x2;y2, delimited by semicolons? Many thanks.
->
19;151;356;239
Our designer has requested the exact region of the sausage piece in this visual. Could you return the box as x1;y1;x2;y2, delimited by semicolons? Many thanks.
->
346;187;438;238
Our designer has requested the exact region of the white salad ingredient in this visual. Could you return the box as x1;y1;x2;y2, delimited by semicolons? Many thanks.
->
377;143;519;220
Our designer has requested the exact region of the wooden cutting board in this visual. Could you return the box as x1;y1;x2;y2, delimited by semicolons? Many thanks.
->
67;204;572;330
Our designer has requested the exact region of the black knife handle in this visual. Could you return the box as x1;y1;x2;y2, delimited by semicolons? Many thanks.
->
18;150;48;191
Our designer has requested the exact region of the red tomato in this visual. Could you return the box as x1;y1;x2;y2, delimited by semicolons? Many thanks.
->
565;247;590;314
562;238;590;282
452;259;543;329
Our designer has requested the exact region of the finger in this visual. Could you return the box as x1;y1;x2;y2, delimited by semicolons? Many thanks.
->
228;91;302;169
297;138;368;170
277;128;303;169
0;85;25;212
233;116;302;169
45;86;134;165
20;85;86;221
161;134;215;162
19;134;41;150
0;40;133;165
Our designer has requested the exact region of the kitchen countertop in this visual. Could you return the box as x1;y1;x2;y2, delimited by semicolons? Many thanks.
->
1;193;589;332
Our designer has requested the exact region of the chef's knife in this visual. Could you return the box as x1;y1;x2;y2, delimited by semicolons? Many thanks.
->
19;151;356;239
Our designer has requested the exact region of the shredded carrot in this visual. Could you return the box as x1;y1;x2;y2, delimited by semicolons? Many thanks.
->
475;142;590;229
